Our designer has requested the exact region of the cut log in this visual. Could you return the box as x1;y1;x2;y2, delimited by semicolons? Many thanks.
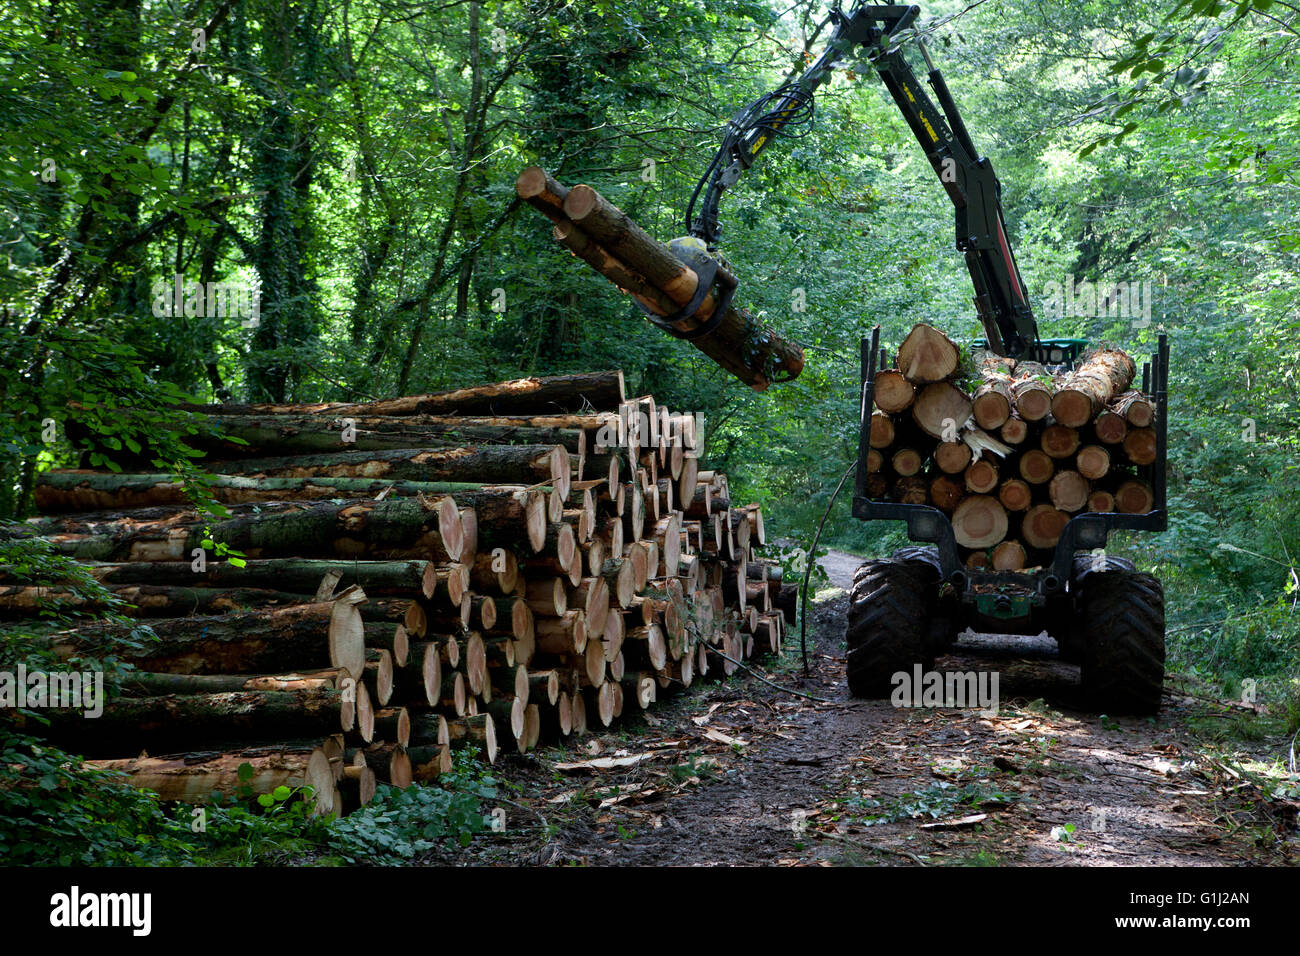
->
445;713;498;763
951;496;1008;549
893;476;929;504
1010;362;1053;421
912;383;972;440
971;378;1013;430
964;459;999;495
0;583;314;620
24;688;347;758
868;411;895;450
1048;470;1090;513
999;412;1028;445
891;448;923;478
928;475;965;512
873;370;915;412
990;540;1026;571
896;323;960;383
1093;408;1129;444
555;181;804;390
997;478;1032;513
42;601;355;675
1051;348;1136;427
1113;390;1155;427
192;370;626;418
120;669;347;697
934;441;972;475
1122;427;1158;465
69;558;428;595
1040;424;1080;459
207;445;562;489
1115;479;1155;514
1087;489;1116;513
1018;449;1055;485
37;498;456;564
1075;444;1111;480
526;578;567;617
1021;504;1070;549
89;746;335;812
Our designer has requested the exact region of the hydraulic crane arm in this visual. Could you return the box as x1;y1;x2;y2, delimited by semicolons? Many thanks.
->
685;3;1038;357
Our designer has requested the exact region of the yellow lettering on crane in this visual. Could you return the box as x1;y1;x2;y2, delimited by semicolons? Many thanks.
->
751;135;767;153
921;117;939;142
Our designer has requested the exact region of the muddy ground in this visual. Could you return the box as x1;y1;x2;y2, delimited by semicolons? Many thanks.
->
440;552;1299;867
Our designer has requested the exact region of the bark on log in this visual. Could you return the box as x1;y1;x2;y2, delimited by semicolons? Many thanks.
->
24;688;346;758
72;558;428;595
88;746;335;810
206;445;561;488
38;498;453;564
185;370;626;418
43;601;358;675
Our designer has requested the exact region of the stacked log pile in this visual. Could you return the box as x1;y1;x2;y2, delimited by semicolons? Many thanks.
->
4;371;794;816
867;324;1159;570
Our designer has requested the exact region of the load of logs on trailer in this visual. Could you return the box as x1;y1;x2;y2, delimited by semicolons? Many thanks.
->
3;371;794;817
869;324;1158;571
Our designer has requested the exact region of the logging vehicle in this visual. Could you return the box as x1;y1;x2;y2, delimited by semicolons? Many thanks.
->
675;2;1169;713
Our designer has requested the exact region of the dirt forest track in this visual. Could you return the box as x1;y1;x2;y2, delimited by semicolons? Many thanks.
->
432;552;1299;867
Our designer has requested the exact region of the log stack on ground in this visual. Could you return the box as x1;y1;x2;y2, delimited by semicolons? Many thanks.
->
866;325;1159;570
6;370;791;815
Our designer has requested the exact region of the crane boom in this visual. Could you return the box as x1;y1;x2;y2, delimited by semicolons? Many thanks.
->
684;2;1039;357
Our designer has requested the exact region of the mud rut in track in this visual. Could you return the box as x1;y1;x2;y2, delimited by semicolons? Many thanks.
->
443;552;1296;867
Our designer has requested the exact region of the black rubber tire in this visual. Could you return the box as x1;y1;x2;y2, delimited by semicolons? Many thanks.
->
890;546;942;581
1078;570;1165;715
1060;554;1138;662
845;560;932;698
889;546;957;652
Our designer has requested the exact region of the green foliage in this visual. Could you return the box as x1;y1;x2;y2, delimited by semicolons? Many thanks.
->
325;752;499;863
0;737;501;866
844;777;1020;827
